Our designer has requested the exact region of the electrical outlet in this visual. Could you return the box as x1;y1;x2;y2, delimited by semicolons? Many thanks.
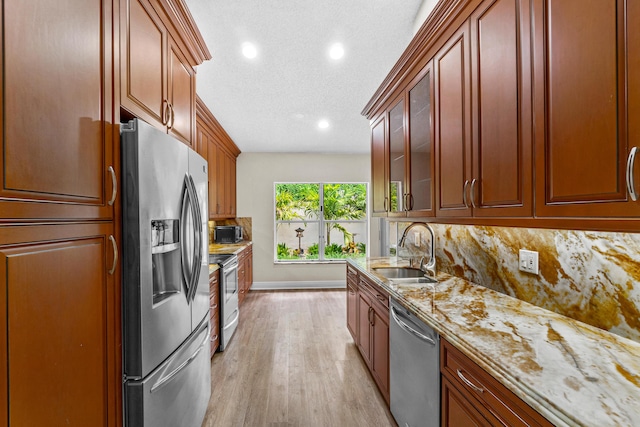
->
519;249;539;275
414;232;421;246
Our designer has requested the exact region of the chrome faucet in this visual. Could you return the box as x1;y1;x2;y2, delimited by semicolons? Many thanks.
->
398;222;436;277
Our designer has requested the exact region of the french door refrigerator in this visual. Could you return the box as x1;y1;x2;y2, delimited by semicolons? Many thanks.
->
121;118;211;427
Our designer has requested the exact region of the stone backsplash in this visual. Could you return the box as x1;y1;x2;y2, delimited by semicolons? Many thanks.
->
394;222;640;343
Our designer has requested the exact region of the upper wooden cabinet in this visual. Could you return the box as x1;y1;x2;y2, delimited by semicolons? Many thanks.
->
370;65;435;218
434;22;473;218
121;0;210;147
0;0;117;221
435;0;532;218
532;0;640;217
366;0;640;229
196;97;241;219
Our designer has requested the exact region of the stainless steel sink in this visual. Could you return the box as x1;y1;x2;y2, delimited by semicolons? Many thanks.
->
373;267;428;278
373;267;438;284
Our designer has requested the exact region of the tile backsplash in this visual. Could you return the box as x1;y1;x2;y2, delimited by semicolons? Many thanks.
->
394;222;640;343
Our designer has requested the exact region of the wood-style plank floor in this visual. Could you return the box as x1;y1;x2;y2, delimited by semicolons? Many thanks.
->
201;290;397;427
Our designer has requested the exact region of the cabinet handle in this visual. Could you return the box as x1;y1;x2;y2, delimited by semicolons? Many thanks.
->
470;178;477;208
404;193;409;211
162;99;170;125
169;103;175;130
107;166;117;206
383;196;388;212
210;303;218;310
626;147;638;201
409;193;414;210
376;294;386;303
210;335;218;342
463;180;470;207
456;369;484;394
108;235;118;275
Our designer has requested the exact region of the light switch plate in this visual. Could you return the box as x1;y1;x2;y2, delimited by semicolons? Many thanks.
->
519;249;539;275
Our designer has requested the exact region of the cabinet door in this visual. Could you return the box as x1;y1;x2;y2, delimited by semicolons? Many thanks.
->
371;116;388;215
388;98;407;215
407;64;435;217
168;36;196;147
1;0;116;220
0;223;119;426
229;154;237;217
533;0;640;216
207;140;219;217
442;376;493;427
371;302;390;405
121;0;167;128
356;292;372;367
435;22;473;217
470;0;533;217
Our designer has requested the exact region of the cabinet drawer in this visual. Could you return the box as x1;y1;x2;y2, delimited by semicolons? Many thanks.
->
358;276;389;309
441;339;552;427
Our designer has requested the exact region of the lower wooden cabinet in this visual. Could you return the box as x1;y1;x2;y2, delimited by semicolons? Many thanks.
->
346;264;390;406
209;269;220;356
238;245;253;305
0;222;120;426
440;338;552;427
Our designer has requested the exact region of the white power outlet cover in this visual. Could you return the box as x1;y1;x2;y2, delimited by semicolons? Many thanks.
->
519;249;539;275
414;232;421;246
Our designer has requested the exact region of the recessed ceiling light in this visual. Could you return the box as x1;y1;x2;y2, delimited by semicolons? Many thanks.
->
318;119;330;129
242;42;257;59
329;43;345;60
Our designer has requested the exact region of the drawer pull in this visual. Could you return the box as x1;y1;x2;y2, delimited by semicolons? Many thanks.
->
210;303;218;310
457;369;484;394
210;335;218;342
376;294;386;303
463;180;470;207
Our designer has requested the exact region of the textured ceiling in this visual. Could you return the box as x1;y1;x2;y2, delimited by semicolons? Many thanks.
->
184;0;425;154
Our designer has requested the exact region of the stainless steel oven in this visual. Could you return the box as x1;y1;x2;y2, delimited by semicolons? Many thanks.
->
209;253;239;351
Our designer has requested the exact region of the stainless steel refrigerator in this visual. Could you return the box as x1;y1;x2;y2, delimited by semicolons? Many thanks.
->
121;119;211;427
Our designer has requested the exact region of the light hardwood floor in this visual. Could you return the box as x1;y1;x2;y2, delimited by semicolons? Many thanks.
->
202;290;397;427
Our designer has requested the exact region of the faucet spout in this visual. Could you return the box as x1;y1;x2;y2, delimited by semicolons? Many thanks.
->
398;222;436;277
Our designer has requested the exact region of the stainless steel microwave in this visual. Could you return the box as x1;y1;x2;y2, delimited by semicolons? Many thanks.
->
214;225;243;243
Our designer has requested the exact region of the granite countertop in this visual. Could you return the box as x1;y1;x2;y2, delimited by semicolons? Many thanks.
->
208;240;252;256
348;257;640;427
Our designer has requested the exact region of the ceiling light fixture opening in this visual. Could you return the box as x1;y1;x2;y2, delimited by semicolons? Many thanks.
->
242;42;257;59
328;43;345;60
318;119;330;130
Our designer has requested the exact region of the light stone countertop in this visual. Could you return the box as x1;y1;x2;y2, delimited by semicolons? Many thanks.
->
348;257;640;427
208;241;252;256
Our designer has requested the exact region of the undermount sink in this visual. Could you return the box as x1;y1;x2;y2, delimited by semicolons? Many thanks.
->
373;267;436;283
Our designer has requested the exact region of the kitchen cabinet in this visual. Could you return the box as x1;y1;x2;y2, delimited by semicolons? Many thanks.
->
209;269;220;356
370;65;435;218
355;274;390;405
121;0;210;147
371;116;388;215
0;1;121;425
441;338;553;427
1;0;117;221
346;264;358;340
196;97;241;219
435;0;532;218
238;245;253;305
532;0;640;217
0;223;120;426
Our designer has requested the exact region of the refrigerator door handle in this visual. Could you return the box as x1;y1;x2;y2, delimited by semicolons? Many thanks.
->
187;175;202;302
150;324;209;393
180;175;196;300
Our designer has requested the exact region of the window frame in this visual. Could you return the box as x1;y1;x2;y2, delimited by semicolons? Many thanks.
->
273;182;369;264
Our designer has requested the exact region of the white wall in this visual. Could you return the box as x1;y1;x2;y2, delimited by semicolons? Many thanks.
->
236;153;379;289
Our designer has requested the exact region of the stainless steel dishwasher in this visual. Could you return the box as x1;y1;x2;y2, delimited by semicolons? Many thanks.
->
390;297;440;427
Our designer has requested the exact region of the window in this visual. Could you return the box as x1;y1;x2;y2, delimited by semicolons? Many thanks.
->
274;183;368;262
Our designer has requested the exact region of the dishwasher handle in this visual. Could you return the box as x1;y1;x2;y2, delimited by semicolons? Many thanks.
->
391;306;436;346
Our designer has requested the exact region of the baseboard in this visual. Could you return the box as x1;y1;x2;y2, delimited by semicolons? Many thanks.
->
250;280;346;291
